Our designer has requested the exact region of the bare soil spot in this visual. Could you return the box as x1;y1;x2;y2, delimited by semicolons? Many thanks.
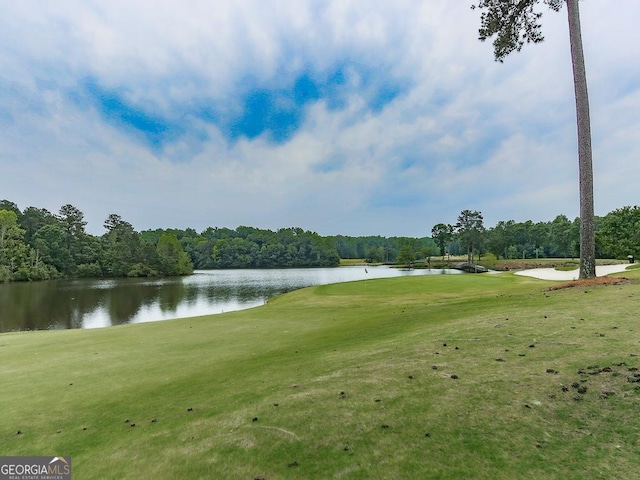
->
547;276;629;291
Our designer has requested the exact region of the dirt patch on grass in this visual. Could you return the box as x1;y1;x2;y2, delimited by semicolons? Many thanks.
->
547;276;629;291
496;261;570;271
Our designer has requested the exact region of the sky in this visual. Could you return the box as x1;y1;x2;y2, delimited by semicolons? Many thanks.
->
1;1;638;237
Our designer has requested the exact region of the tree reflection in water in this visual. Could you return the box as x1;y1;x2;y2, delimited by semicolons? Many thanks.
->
0;266;462;332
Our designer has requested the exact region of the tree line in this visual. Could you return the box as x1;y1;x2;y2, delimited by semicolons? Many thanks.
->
0;200;342;282
164;226;340;269
1;199;638;282
432;207;640;263
332;235;437;264
0;201;193;282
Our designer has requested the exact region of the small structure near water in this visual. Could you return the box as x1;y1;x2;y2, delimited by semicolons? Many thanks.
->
454;262;489;273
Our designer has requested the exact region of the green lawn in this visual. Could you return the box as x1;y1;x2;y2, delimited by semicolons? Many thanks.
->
2;270;640;479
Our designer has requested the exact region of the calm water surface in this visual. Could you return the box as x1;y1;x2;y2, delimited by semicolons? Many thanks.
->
0;266;461;332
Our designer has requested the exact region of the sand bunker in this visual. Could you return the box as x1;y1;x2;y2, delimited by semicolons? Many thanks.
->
515;263;633;281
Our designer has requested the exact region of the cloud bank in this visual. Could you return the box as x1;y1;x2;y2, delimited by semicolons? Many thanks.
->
1;1;638;236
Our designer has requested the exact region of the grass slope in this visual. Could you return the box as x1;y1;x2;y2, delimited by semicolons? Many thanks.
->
1;271;640;479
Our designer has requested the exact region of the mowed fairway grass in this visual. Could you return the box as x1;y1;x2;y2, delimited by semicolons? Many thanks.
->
2;270;640;479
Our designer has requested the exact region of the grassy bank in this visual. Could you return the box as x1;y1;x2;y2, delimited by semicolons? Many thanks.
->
2;270;640;479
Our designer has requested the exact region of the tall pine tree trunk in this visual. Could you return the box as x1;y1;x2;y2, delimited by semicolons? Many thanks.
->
566;0;595;278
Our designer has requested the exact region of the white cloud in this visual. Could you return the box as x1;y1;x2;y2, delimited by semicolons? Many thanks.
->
0;0;638;237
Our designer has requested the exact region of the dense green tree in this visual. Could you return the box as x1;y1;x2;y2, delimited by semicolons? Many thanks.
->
156;232;193;275
332;235;431;263
0;210;22;249
485;216;583;260
58;204;87;248
333;235;389;261
474;0;595;278
398;238;421;262
431;223;454;258
0;200;21;220
547;215;573;257
365;246;385;263
103;213;126;232
211;237;254;268
32;224;73;274
0;210;27;281
334;235;358;259
513;220;536;259
102;214;143;276
75;234;103;271
455;210;485;263
203;227;238;241
418;245;439;264
597;206;640;260
396;245;416;265
203;227;339;268
530;222;550;258
486;220;516;259
18;247;56;281
0;209;55;281
56;203;95;273
21;207;56;244
188;236;217;269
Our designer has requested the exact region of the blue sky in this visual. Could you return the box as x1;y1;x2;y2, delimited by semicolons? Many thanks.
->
1;1;638;237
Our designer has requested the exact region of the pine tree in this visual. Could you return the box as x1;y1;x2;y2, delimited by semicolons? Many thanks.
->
473;0;595;278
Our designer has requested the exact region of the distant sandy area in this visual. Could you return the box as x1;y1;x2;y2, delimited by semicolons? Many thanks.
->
515;263;634;281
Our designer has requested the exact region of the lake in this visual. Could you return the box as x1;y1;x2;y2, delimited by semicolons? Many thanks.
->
0;266;462;332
